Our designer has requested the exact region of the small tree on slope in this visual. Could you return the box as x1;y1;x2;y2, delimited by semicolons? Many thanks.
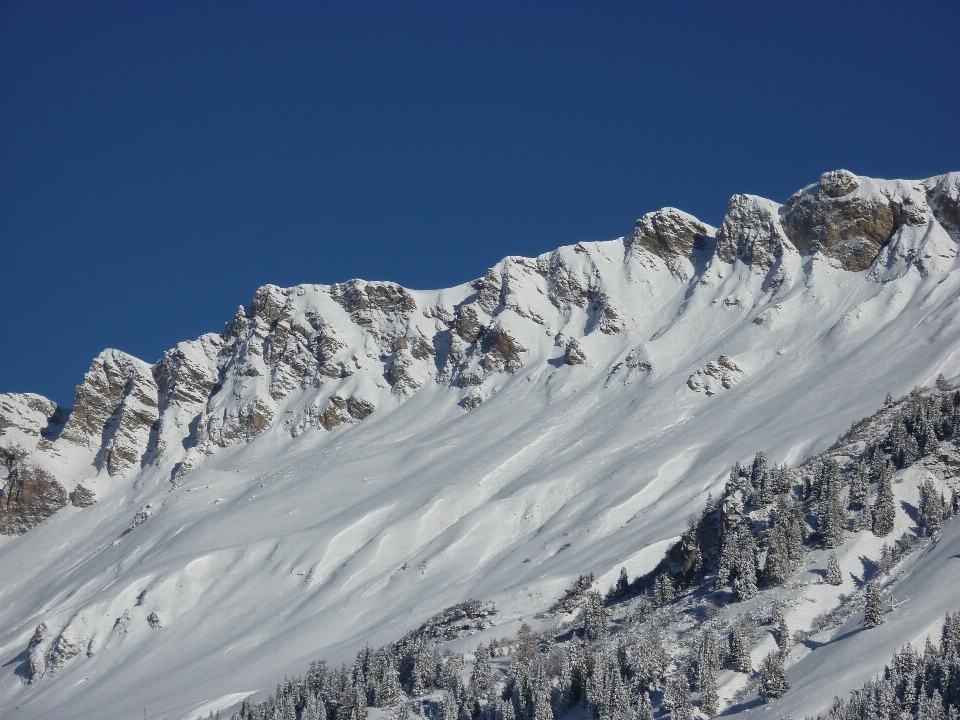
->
864;581;885;628
759;650;791;702
872;472;896;538
825;552;843;586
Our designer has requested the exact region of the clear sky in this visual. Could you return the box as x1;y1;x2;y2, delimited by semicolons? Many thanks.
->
2;1;959;406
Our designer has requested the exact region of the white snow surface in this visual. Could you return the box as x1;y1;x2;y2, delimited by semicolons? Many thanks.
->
2;173;960;719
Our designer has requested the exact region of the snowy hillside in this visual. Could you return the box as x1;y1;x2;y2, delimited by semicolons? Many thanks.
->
1;170;959;719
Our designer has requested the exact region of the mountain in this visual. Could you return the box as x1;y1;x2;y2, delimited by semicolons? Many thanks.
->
1;170;959;720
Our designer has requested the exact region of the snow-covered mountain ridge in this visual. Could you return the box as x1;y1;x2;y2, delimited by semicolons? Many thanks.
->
1;169;960;719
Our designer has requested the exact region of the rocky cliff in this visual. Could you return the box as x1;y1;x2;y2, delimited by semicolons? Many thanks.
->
2;170;958;536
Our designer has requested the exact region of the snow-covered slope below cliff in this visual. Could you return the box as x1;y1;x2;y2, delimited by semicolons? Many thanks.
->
1;171;960;719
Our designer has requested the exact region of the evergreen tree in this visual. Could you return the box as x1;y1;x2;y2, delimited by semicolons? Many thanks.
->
853;505;872;532
872;471;896;537
635;692;654;720
653;572;675;607
582;592;608;643
759;651;791;702
613;567;629;599
864;581;885;628
303;693;323;720
825;552;843;586
818;491;847;549
750;452;770;507
918;478;946;535
471;643;492;696
634;623;670;692
775;615;790;652
764;525;791;588
663;674;693;720
733;532;758;601
699;666;719;717
728;626;752;674
849;461;870;510
516;622;539;663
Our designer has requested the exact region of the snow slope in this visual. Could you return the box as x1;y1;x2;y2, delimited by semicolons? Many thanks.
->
1;171;960;719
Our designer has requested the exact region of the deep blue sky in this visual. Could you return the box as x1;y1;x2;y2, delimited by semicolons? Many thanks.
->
2;1;959;406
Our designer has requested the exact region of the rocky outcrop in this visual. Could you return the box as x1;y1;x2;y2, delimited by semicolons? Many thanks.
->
687;356;744;396
564;338;586;366
71;484;96;508
629;207;713;259
58;350;159;476
480;327;526;374
0;463;68;535
154;335;223;412
926;173;960;239
716;195;795;270
317;396;375;431
0;393;63;444
781;170;899;271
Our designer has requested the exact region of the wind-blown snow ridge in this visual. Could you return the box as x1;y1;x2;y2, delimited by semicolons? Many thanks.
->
1;170;959;719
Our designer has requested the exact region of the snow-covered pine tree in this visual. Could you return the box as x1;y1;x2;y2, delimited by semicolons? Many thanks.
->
583;591;608;642
653;571;675;607
613;567;629;599
728;626;752;673
825;551;843;586
470;643;492;699
635;692;654;720
764;525;791;588
854;505;872;532
864;581;885;628
775;615;790;652
849;461;870;510
759;650;791;702
664;674;693;720
818;491;847;549
750;452;769;507
699;664;719;717
918;478;946;536
733;532;758;601
872;470;896;537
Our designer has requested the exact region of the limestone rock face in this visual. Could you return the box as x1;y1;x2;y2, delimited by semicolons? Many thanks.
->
0;393;64;469
629;207;713;259
0;393;62;442
818;169;860;198
782;171;898;271
0;463;68;535
71;484;96;508
716;195;795;269
926;172;960;239
59;350;159;476
154;335;223;411
687;355;744;396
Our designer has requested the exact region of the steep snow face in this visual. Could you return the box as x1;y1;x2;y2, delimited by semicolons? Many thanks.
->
2;171;960;719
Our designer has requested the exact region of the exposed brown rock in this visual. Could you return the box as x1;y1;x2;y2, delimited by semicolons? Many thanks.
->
564;339;587;366
0;393;63;439
59;350;160;475
629;207;712;259
71;484;96;508
716;195;795;269
318;395;375;430
454;306;484;344
481;327;526;374
330;280;417;316
818;169;860;198
0;463;68;535
926;173;960;238
782;171;897;271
